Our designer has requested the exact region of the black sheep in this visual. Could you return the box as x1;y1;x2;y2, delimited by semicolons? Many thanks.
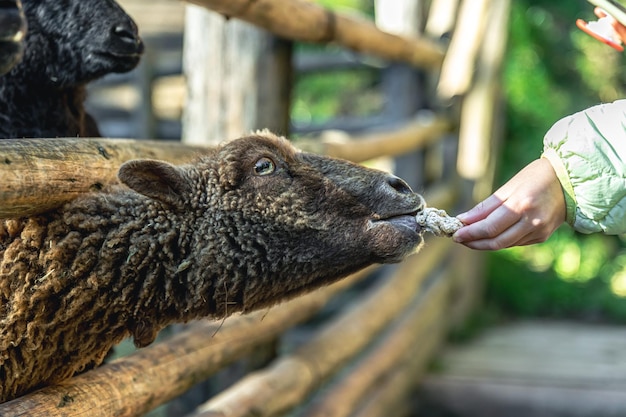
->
0;0;143;138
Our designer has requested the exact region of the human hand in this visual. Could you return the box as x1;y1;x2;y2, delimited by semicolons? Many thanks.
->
452;158;566;250
595;6;626;43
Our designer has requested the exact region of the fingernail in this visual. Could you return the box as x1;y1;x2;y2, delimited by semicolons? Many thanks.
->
456;212;468;222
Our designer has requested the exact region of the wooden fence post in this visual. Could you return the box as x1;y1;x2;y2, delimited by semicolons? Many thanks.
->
374;0;427;191
182;4;292;146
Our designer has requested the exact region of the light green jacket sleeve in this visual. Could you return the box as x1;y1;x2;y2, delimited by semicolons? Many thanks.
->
541;99;626;234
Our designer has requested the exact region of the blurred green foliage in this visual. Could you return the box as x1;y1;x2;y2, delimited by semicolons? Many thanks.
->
291;0;379;127
490;0;626;322
291;69;382;124
501;0;625;179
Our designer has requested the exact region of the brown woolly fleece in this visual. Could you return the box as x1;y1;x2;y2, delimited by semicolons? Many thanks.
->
0;132;425;403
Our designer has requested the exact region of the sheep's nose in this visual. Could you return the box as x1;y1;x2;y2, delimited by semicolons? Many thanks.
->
386;174;413;195
112;22;138;44
110;21;144;55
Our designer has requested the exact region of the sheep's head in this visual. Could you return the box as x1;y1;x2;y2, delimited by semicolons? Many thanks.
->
0;0;26;75
118;133;425;311
18;0;143;86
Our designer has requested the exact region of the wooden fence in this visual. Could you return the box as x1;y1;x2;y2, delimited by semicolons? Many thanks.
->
0;0;510;415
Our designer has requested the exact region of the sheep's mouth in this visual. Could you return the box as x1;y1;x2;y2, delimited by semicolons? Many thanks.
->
96;50;144;60
369;211;423;234
96;39;145;60
93;50;143;72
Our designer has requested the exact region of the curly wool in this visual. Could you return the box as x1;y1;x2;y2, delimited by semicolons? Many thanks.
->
0;133;425;402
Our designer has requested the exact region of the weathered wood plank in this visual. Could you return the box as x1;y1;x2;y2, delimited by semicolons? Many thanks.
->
437;0;490;99
0;117;451;219
182;7;291;145
419;321;626;417
431;321;626;385
425;0;459;39
421;378;626;417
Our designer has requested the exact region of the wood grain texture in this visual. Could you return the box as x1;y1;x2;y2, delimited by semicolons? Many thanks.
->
0;138;206;218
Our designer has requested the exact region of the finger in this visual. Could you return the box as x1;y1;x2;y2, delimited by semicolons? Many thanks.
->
456;194;504;224
459;220;533;250
454;203;521;243
595;7;608;18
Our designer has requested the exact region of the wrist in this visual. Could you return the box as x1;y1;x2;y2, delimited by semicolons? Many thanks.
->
541;149;576;225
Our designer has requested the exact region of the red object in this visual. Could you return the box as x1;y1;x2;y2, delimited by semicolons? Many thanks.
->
577;18;624;51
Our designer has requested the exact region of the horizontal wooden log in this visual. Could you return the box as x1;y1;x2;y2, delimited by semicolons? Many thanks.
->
296;114;453;163
301;271;450;417
0;266;377;417
0;138;208;218
0;119;453;219
189;238;452;417
183;0;445;70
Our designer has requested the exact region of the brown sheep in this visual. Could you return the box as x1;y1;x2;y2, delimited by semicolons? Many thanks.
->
0;132;425;403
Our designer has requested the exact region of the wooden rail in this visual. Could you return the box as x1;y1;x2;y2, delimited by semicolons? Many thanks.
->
297;112;453;163
183;0;445;70
298;272;449;417
0;117;450;218
0;138;205;218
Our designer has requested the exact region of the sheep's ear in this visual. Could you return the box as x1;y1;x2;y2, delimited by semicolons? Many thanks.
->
118;159;190;207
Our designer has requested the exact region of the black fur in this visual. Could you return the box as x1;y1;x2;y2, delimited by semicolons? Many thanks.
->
0;0;143;138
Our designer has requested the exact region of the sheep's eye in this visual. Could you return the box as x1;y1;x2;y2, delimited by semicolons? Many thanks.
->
254;157;276;176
